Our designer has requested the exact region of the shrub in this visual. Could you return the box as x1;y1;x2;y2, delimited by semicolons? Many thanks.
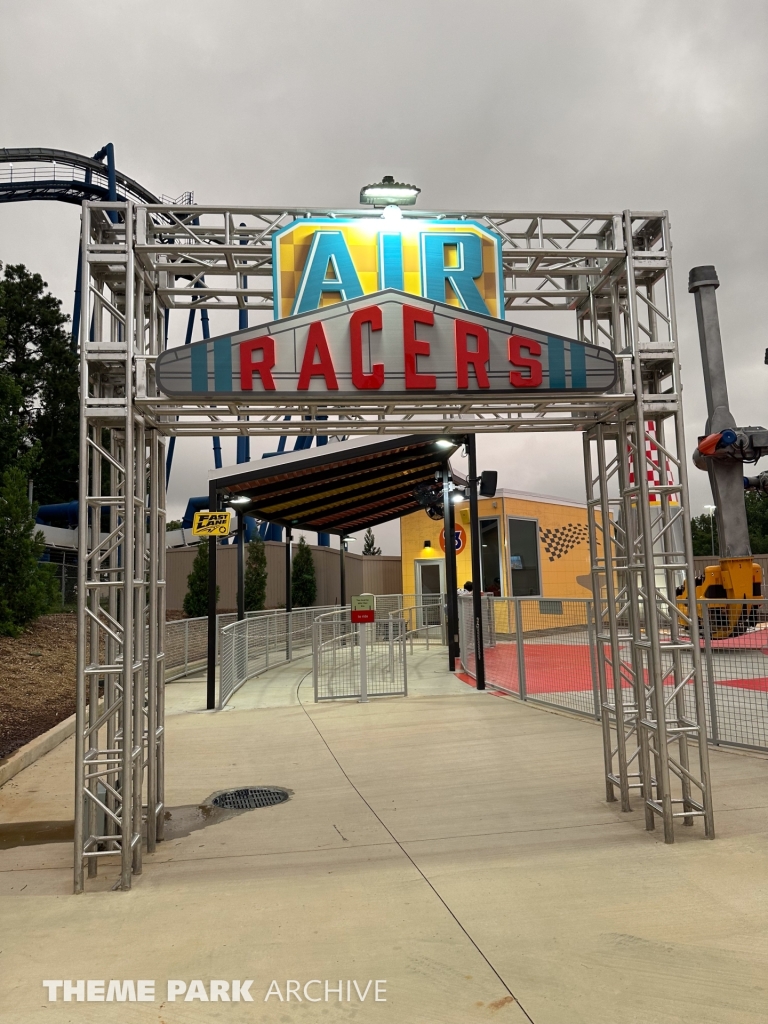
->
183;541;219;618
244;536;268;611
0;466;58;635
291;536;316;607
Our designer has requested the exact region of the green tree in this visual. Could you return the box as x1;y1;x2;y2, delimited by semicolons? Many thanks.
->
0;370;28;479
0;263;79;505
745;491;768;554
362;526;381;556
0;465;58;636
690;493;768;558
183;541;219;618
690;511;718;557
244;537;268;611
291;536;316;607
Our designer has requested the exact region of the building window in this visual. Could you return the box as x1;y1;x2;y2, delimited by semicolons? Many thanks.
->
508;517;541;596
479;518;502;595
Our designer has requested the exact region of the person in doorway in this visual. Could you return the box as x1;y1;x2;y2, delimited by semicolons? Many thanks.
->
458;580;473;595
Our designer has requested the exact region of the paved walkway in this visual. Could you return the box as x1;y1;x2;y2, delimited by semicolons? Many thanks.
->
1;651;767;1023
166;643;471;714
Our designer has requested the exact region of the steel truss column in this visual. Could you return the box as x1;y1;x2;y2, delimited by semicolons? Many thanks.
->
74;201;167;892
584;425;639;811
583;211;714;841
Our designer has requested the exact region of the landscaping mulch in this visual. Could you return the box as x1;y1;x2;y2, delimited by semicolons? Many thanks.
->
0;614;78;760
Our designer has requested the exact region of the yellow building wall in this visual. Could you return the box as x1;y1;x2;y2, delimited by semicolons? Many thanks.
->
400;494;593;599
400;508;447;598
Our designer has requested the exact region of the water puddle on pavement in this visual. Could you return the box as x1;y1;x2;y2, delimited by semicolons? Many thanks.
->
0;794;283;850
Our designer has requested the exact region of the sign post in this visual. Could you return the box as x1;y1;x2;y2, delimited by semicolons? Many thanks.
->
351;595;375;703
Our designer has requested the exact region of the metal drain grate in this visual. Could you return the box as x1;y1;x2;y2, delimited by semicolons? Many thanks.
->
211;787;289;810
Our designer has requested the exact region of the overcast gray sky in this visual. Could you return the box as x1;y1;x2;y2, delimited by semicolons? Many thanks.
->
2;1;766;553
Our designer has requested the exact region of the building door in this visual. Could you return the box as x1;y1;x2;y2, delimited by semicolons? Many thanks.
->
415;559;444;626
508;517;541;596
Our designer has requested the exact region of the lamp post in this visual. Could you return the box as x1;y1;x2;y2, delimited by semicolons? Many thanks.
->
704;504;717;556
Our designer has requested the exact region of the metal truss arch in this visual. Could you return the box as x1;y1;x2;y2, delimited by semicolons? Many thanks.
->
74;199;714;892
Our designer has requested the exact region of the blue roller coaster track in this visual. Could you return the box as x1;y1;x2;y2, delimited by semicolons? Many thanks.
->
0;145;161;206
0;144;330;544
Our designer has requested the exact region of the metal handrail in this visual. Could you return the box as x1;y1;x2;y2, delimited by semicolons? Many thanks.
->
389;602;446;652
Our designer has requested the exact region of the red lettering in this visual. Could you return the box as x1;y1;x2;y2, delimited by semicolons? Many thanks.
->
239;336;276;390
297;321;339;391
455;320;490;389
350;305;385;390
403;305;436;390
508;334;542;388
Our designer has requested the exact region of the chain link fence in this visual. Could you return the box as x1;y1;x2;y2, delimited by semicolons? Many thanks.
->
45;562;78;607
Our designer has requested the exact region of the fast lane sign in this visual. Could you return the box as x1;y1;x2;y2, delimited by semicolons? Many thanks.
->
192;511;232;536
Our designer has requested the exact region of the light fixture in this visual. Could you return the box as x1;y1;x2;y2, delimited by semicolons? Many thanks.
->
381;204;403;222
228;496;251;505
360;174;420;207
423;540;432;549
451;492;465;503
434;439;453;449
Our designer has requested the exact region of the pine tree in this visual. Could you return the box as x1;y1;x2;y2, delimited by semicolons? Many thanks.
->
0;370;28;480
362;526;381;556
0;263;79;505
0;465;58;636
183;541;219;618
244;537;268;611
291;536;317;607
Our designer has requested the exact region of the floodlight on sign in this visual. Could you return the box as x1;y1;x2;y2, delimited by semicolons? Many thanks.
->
360;174;420;207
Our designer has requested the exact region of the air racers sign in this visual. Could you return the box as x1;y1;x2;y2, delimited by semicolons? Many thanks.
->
155;290;617;401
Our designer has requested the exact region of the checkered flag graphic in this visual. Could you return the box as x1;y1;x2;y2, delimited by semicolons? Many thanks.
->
539;522;589;562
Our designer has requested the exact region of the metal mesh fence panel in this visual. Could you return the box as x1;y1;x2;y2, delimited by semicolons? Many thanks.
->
462;596;599;718
677;598;768;751
457;595;496;680
313;610;407;701
165;614;236;681
218;606;342;707
458;595;475;677
465;591;768;750
514;598;599;718
396;601;446;650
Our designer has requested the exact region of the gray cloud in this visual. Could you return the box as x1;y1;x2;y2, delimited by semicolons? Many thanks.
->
2;1;766;551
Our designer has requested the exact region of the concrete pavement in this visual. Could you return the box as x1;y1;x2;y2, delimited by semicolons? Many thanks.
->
1;651;767;1023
